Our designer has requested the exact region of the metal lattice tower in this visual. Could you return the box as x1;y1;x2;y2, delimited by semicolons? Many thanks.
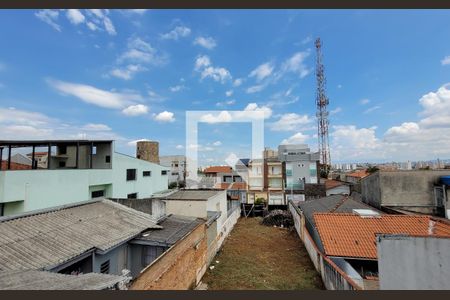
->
315;38;331;171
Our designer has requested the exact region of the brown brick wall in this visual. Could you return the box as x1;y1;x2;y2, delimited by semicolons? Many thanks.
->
130;223;207;290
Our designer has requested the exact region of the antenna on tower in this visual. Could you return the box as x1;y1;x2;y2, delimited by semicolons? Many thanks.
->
315;37;331;175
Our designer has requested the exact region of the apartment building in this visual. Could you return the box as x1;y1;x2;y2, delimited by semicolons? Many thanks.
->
278;144;320;201
0;140;169;216
160;155;186;185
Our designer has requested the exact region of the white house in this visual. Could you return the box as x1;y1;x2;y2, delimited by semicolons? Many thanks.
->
0;140;169;216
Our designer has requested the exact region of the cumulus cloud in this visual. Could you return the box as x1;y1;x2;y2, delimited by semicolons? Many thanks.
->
330;107;342;115
233;78;244;87
270;113;312;131
441;56;450;66
121;104;149;116
212;141;222;146
161;26;191;40
243;103;272;119
47;79;142;109
225;90;233;97
154;111;175;122
249;62;274;81
200;111;232;123
194;36;217;49
281;132;309;145
66;9;85;25
194;55;231;83
216;99;236;107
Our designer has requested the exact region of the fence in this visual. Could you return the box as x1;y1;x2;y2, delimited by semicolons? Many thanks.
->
288;201;361;290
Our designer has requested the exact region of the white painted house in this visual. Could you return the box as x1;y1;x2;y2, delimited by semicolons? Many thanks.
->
0;140;169;216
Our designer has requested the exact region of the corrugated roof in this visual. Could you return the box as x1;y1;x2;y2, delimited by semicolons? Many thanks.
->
0;270;126;290
138;215;203;246
203;166;232;174
314;213;450;259
0;199;160;272
298;195;374;227
157;190;223;201
324;179;346;190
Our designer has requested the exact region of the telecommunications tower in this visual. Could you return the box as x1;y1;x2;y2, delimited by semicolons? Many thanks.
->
315;38;331;172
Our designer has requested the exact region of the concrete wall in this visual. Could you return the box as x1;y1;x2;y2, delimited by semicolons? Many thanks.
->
206;190;227;230
362;170;450;213
0;150;169;216
93;244;129;276
378;235;450;290
131;223;207;290
164;200;207;219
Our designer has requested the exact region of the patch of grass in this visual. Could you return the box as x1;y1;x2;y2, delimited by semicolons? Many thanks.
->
202;217;324;290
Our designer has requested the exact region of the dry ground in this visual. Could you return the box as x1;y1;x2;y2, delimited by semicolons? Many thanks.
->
201;217;324;290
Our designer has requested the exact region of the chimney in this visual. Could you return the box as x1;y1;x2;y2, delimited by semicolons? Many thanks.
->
136;140;160;164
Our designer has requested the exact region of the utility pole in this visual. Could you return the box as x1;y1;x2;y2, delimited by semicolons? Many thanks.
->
315;38;331;175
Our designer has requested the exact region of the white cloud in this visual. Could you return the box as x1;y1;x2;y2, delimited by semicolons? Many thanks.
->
82;123;111;131
195;55;211;70
216;99;236;107
331;125;381;160
243;103;272;119
176;144;184;149
337;84;342;89
48;79;142;109
246;85;265;94
0;107;124;141
103;17;116;35
225;90;233;97
271;113;312;131
154;111;175;122
441;56;450;66
195;55;231;83
233;78;244;87
213;141;222;146
359;98;370;105
385;122;419;136
200;111;232;123
122;104;149;116
249;62;274;81
330;107;342;115
364;105;381;114
110;64;147;80
281;51;311;78
161;26;191;40
194;36;217;49
281;132;309;145
66;9;85;25
84;9;116;35
125;9;148;15
169;85;185;92
301;36;312;45
118;37;165;65
35;10;61;32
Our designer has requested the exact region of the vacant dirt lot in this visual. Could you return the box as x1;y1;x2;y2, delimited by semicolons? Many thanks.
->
201;217;324;290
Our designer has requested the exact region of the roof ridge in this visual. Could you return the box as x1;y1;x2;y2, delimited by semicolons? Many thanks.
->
330;195;348;213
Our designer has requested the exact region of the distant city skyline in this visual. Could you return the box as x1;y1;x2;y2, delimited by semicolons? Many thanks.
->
0;10;449;165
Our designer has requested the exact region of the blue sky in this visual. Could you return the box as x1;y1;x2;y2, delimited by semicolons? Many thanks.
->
0;9;449;165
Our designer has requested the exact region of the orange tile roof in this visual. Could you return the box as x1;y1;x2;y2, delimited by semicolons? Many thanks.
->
203;166;232;174
346;170;369;178
313;213;450;259
1;160;31;170
214;182;231;189
325;179;345;190
230;182;247;190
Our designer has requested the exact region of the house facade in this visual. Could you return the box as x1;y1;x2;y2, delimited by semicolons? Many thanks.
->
0;140;169;216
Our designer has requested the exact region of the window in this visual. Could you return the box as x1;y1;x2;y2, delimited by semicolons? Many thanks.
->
91;190;104;198
143;171;151;177
172;172;178;176
59;161;66;168
126;169;136;181
127;193;137;199
59;145;67;155
92;146;97;155
100;260;110;274
105;155;111;163
142;246;165;267
174;163;178;167
161;170;168;175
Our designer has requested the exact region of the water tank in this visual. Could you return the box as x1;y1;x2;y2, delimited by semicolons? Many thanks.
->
440;176;450;186
136;140;159;164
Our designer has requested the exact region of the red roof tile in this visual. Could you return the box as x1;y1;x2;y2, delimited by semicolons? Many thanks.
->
204;166;232;174
325;179;345;190
1;161;32;170
346;170;369;178
314;213;450;259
